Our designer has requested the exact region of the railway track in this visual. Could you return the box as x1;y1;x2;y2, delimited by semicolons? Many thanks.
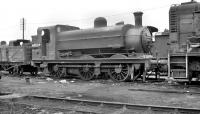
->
1;95;200;114
128;88;200;95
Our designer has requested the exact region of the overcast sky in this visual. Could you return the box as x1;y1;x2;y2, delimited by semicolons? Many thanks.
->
0;0;198;42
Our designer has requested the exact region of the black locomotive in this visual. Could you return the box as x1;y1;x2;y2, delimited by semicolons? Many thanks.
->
31;12;157;82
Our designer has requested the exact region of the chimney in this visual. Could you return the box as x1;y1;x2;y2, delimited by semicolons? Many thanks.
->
134;11;143;27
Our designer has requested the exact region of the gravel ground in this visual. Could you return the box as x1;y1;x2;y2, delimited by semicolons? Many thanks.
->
1;75;200;109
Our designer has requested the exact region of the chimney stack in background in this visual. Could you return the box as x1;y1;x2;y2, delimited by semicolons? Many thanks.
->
134;11;143;27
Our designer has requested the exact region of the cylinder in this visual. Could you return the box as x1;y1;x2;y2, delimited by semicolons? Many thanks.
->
134;11;143;27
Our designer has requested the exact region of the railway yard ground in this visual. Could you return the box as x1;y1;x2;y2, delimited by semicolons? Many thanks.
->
1;72;200;114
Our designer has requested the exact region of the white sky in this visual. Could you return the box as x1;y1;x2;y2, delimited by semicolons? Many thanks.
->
0;0;198;42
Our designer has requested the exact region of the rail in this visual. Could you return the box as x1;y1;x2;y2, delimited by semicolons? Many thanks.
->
2;95;200;114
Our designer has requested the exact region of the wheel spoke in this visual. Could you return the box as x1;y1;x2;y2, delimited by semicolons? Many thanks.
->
88;71;92;76
119;73;123;80
56;70;60;77
117;73;121;80
84;72;87;79
83;72;86;78
120;72;125;79
112;72;116;77
86;72;90;79
112;72;117;76
121;71;127;75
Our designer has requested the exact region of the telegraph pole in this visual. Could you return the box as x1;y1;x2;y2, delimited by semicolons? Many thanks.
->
22;18;24;40
20;18;26;40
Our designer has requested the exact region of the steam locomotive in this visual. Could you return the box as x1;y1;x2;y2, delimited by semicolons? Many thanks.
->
1;0;200;82
31;12;157;82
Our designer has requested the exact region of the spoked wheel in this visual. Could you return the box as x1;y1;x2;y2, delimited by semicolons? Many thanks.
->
52;65;66;78
79;65;95;81
109;64;130;82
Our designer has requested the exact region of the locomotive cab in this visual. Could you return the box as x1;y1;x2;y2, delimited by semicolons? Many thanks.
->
32;25;80;60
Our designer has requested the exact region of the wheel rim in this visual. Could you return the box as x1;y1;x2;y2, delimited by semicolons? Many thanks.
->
79;65;95;81
110;64;130;82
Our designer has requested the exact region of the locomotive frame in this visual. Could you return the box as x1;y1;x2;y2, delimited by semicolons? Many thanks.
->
33;56;151;82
